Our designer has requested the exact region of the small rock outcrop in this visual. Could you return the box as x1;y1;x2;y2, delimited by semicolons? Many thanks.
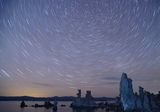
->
71;89;97;108
120;73;159;112
20;101;27;108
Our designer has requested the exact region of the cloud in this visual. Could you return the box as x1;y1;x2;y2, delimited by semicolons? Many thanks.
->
103;76;120;81
32;82;54;88
106;82;119;85
135;78;160;82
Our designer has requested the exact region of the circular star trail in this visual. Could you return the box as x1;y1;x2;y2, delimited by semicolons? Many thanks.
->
0;0;160;97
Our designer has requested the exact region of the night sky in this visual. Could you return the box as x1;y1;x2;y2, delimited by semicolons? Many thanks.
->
0;0;160;97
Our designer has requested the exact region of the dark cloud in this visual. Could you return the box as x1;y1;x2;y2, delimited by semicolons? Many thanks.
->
103;77;120;81
32;82;54;88
106;82;119;85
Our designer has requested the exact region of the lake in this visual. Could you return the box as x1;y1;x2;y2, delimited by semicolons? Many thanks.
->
0;101;115;112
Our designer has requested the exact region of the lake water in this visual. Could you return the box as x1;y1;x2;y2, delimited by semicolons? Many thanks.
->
0;101;116;112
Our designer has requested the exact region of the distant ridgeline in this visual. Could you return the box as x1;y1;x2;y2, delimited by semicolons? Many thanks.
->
0;96;115;101
120;73;160;112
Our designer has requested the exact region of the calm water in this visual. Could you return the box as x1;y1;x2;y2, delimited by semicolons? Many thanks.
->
0;101;114;112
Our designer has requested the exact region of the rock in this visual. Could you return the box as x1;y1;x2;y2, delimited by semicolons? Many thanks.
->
143;91;152;112
150;94;158;109
139;86;144;109
136;96;143;110
20;101;27;108
71;89;97;108
120;73;135;111
135;92;142;109
120;73;160;112
60;104;66;107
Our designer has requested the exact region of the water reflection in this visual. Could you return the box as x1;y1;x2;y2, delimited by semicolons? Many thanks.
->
20;108;25;112
72;109;96;112
72;108;119;112
0;101;120;112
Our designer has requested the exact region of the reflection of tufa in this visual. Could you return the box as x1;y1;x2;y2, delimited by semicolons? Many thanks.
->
71;89;97;108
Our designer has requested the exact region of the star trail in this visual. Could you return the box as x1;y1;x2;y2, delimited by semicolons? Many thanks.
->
0;0;160;97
